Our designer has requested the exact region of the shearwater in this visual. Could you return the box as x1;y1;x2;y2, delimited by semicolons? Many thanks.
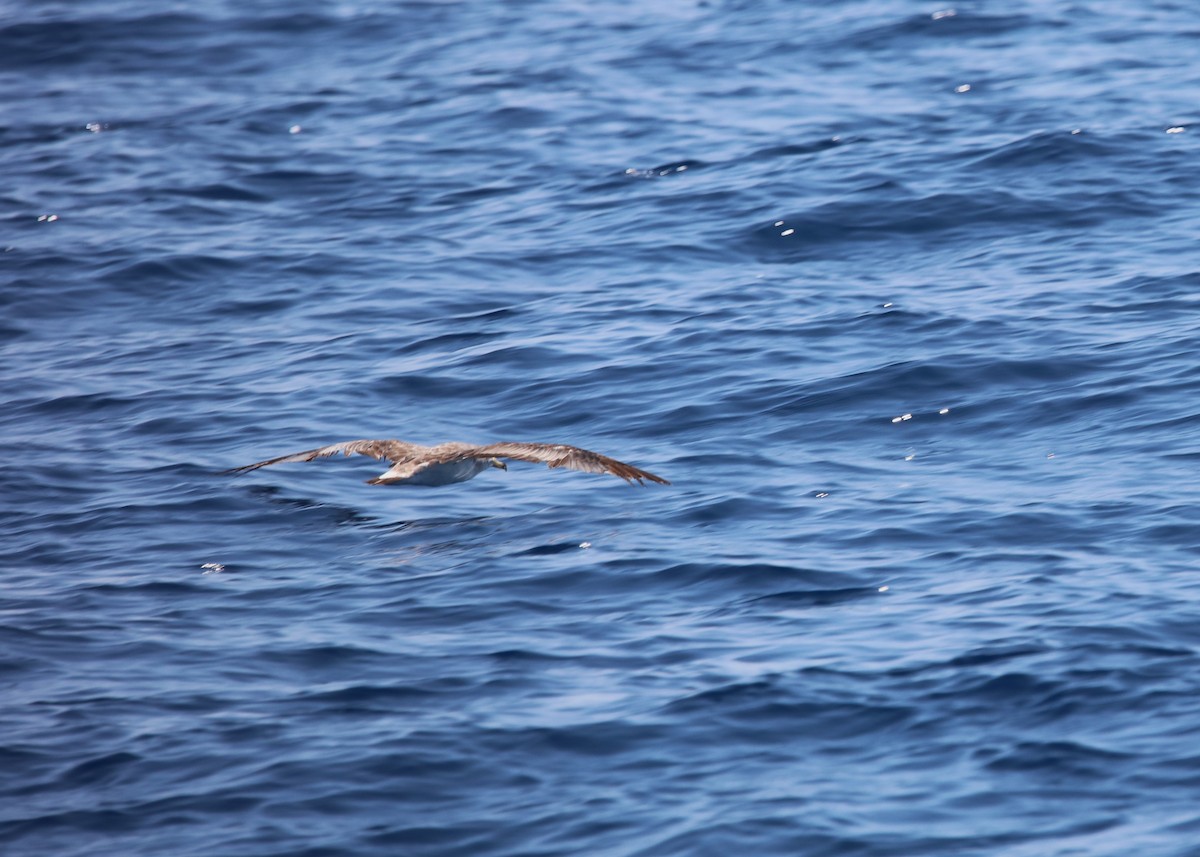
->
225;439;670;487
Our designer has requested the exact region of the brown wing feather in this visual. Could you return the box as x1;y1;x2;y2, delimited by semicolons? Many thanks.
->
456;442;670;485
224;439;424;474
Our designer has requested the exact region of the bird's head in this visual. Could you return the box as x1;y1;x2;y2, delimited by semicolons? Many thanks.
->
490;458;508;471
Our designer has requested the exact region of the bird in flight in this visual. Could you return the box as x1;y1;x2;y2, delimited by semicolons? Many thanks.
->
225;439;669;487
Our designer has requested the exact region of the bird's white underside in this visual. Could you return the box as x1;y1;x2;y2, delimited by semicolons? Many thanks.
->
377;458;492;486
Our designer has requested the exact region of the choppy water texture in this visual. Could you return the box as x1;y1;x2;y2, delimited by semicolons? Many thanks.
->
4;1;1200;854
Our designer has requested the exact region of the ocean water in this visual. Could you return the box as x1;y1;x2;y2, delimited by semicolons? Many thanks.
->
4;0;1200;854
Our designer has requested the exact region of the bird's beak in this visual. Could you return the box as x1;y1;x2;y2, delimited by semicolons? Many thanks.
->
491;458;507;471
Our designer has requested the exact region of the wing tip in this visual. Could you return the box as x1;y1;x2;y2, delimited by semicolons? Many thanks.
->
639;475;671;486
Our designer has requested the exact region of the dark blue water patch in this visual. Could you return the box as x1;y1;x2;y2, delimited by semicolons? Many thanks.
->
98;253;245;292
70;579;209;598
517;541;582;556
430;182;525;208
373;373;509;402
168;182;270;204
833;10;1053;53
752;352;1097;427
982;740;1134;777
239;168;368;200
966;128;1114;169
22;388;146;419
385;329;498;357
0;122;99;148
746;137;846;163
748;189;1131;262
60;750;143;788
0;13;209;69
0;809;143;848
745;586;884;607
662;676;912;744
293;682;453;710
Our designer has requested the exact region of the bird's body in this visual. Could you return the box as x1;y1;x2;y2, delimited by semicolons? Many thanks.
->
383;455;493;487
225;439;669;487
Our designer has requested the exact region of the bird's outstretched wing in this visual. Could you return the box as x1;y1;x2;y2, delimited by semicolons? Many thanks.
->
224;439;422;474
450;442;670;485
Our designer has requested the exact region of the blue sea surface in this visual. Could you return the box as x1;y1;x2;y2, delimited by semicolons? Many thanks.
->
4;1;1200;854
